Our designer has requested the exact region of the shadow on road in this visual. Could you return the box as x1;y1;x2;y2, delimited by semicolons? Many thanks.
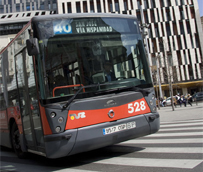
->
0;144;145;169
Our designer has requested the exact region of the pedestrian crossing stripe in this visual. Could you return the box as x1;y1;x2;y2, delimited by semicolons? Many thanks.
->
145;131;203;137
122;138;203;144
90;157;202;169
160;121;203;128
52;169;100;172
160;126;203;131
106;145;203;154
161;119;203;124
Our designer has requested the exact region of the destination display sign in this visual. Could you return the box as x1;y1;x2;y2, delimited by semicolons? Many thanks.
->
53;18;114;35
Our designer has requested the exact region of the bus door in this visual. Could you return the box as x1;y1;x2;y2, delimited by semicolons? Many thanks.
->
15;48;45;153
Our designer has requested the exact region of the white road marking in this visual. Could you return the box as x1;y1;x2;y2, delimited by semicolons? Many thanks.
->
160;122;203;128
160;126;203;131
91;157;202;169
145;131;203;137
122;138;203;144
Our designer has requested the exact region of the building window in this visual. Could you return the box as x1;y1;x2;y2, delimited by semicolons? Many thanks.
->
144;0;148;9
107;0;112;12
186;21;191;34
166;0;171;7
76;1;81;13
67;2;72;13
177;36;182;49
166;23;171;36
90;0;94;12
160;0;165;7
151;0;155;8
190;6;195;19
62;3;65;13
103;0;106;12
175;0;178;6
137;0;141;9
173;22;178;35
150;9;155;22
195;34;200;48
166;9;171;21
155;24;159;37
40;2;44;10
115;0;119;12
83;1;87;13
136;11;141;22
181;0;185;5
124;0;128;11
179;7;185;19
179;21;184;35
144;11;149;23
97;0;101;13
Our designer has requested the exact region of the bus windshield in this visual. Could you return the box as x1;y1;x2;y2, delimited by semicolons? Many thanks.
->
33;16;153;100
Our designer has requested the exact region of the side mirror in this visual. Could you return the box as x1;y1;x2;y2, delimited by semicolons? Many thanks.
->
26;38;40;56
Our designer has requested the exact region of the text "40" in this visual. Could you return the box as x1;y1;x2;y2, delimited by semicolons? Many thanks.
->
128;101;146;113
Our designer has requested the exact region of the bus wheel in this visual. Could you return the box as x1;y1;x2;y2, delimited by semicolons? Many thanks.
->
11;123;26;159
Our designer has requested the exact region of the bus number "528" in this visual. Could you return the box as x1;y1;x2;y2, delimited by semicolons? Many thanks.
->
128;101;146;113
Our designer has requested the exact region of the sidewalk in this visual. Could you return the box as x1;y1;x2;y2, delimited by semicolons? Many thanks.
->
157;101;203;123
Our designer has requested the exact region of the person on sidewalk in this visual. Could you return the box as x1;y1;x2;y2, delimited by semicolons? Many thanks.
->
187;94;192;106
181;95;187;107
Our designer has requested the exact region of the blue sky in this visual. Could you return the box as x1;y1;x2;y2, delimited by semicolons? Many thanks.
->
198;0;203;16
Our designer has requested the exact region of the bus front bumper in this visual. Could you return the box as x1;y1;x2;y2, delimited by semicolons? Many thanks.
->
44;112;159;159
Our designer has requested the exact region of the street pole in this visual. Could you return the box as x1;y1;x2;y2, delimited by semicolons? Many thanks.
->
156;54;163;99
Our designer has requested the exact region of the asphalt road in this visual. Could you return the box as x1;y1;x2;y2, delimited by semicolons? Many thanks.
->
0;102;203;172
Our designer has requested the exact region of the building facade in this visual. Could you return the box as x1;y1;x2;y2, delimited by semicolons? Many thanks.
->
0;0;203;97
0;0;57;14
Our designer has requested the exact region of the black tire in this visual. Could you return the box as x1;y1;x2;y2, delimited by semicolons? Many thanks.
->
11;123;27;159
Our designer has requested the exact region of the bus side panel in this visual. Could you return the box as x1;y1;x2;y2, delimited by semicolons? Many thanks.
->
0;109;8;129
0;130;11;148
7;106;22;133
0;109;10;148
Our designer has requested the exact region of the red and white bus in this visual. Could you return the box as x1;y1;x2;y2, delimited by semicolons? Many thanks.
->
0;13;159;159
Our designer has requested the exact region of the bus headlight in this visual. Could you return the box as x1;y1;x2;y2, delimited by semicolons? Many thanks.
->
50;112;56;118
55;126;61;133
153;106;157;112
150;100;153;105
152;94;155;99
58;117;64;123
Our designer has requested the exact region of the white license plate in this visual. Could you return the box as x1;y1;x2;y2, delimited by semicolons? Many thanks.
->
103;121;136;135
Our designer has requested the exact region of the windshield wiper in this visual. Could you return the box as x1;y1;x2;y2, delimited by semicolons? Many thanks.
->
61;82;117;111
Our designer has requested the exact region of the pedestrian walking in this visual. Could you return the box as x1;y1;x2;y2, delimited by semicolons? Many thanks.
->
187;94;192;106
181;95;187;107
176;94;182;107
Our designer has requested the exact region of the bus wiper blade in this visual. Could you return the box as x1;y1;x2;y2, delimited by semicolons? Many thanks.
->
61;83;116;111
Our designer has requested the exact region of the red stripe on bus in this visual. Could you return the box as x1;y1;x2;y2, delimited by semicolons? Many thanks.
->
39;105;52;135
65;98;150;130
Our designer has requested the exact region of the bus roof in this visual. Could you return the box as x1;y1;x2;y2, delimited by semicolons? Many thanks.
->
31;13;137;22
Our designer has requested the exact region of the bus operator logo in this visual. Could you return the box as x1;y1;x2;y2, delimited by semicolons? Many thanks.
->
108;109;115;118
70;112;86;120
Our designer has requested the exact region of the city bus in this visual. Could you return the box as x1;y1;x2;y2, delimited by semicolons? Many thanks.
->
0;13;159;159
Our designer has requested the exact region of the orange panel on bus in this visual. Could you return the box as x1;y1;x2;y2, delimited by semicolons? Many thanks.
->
65;98;150;130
